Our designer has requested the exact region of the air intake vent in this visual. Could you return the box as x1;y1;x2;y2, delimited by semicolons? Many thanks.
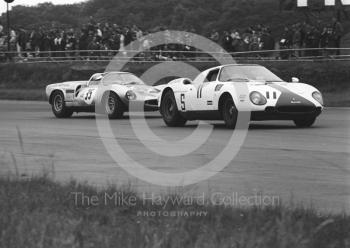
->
277;106;317;113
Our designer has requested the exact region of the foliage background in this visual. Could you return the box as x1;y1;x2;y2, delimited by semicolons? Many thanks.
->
0;0;349;35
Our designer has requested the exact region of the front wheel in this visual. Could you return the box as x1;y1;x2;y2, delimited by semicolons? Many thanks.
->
222;97;238;129
160;91;187;127
51;91;73;118
293;117;316;128
102;92;124;119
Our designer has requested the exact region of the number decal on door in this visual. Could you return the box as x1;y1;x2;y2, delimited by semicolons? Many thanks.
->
180;94;185;111
85;90;93;100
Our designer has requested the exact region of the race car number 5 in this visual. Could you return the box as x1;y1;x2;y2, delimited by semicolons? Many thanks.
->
180;94;185;111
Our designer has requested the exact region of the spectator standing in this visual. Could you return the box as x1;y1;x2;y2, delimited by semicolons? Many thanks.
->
222;31;233;52
320;26;332;56
249;30;260;52
331;17;344;55
119;32;126;55
41;31;53;57
87;16;96;33
230;31;242;54
304;24;314;57
78;29;89;58
17;29;27;58
65;29;77;58
135;26;143;51
53;31;66;57
292;24;302;57
87;36;101;59
96;23;103;42
241;28;253;52
310;26;321;56
260;28;275;57
30;28;43;56
210;30;219;43
110;32;121;53
124;27;133;47
280;26;293;59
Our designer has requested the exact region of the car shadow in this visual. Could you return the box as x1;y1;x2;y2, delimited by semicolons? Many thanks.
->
156;122;326;130
70;114;161;120
65;115;326;130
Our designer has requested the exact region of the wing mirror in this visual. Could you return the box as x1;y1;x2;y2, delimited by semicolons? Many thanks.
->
291;77;300;83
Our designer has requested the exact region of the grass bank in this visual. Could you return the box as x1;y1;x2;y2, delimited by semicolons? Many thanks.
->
0;60;349;106
0;176;349;248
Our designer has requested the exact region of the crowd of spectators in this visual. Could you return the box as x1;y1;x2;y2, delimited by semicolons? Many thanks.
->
0;16;146;60
0;16;345;61
209;17;344;58
209;25;275;55
279;17;344;58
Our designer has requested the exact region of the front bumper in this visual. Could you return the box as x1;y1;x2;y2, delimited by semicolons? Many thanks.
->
251;106;322;121
122;99;159;112
144;99;159;111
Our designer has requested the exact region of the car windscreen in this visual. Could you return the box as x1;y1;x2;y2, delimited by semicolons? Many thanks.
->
88;74;104;86
219;65;283;82
102;73;144;85
88;79;101;86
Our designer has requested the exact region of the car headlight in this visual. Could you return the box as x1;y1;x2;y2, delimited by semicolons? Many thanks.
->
250;91;267;105
312;91;323;105
126;90;137;100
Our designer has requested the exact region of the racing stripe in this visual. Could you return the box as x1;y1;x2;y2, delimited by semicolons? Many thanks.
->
269;84;315;108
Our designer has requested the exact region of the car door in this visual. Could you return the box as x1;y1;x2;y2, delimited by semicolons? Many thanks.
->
192;68;220;111
181;73;207;112
171;79;196;112
76;83;99;105
76;74;105;105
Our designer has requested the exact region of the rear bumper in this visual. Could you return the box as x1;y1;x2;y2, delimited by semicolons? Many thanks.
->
251;106;322;121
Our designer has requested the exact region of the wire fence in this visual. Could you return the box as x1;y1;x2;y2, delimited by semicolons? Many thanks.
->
0;47;349;64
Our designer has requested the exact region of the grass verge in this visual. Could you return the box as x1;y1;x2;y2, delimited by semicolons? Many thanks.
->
1;127;349;247
0;175;349;248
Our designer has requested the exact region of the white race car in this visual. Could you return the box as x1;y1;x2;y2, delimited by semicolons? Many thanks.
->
46;72;161;118
159;64;323;128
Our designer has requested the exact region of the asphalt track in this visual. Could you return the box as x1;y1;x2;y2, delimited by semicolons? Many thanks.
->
0;100;349;213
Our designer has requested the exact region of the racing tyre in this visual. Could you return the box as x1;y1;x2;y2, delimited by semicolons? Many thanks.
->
51;91;73;118
103;92;124;119
293;117;316;128
222;97;238;129
160;91;187;127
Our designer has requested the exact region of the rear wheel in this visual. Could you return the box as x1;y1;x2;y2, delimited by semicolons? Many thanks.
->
160;91;187;127
102;92;124;119
293;117;316;128
222;97;238;129
51;91;73;118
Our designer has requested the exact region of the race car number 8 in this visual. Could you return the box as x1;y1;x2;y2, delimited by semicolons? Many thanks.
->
85;91;93;100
